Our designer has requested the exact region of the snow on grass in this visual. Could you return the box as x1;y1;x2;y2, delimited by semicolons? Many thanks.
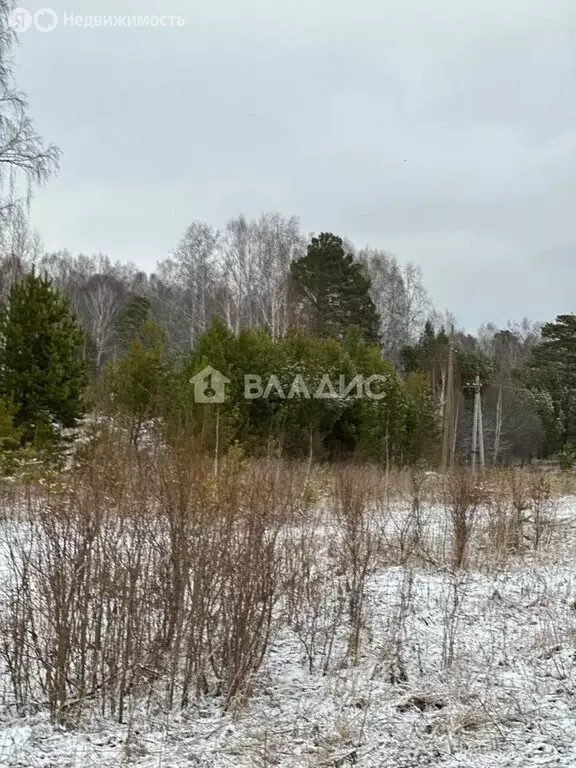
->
1;497;576;766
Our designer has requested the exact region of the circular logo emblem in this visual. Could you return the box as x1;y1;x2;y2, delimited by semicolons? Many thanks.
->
7;7;33;32
34;8;59;32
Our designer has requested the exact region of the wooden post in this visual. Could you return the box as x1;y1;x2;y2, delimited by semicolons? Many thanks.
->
471;375;479;474
452;396;460;466
493;385;502;466
441;335;455;473
214;405;220;477
478;383;485;472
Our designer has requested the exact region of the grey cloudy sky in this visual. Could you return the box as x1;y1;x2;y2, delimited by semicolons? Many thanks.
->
13;0;576;331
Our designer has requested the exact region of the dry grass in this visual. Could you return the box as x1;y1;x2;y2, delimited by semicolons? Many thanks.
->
0;433;570;730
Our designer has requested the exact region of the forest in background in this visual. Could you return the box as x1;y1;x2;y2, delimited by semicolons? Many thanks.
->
0;209;573;469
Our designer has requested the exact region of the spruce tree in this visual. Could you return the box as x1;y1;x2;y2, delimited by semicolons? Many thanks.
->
525;314;576;451
0;271;87;444
290;233;380;343
115;296;152;353
105;320;168;447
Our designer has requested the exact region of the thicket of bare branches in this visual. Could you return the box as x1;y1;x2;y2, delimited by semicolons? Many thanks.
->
0;435;566;728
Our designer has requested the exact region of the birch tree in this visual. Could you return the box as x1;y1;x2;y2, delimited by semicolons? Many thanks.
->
251;213;304;337
359;250;432;361
358;249;409;358
222;215;255;333
0;1;60;232
159;221;220;348
77;273;126;367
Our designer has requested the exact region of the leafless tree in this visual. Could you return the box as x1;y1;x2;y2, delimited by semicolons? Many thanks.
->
402;261;432;341
0;2;60;239
221;214;256;333
251;213;304;337
77;273;127;367
359;248;409;358
158;221;220;348
359;249;432;361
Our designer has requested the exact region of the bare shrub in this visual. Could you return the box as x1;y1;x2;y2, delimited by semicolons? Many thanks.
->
382;569;414;684
333;467;377;665
528;473;556;551
508;470;531;553
284;513;345;675
475;470;559;567
444;469;485;569
441;570;470;668
0;434;288;722
485;482;514;566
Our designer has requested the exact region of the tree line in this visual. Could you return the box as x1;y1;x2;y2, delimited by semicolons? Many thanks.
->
0;223;574;469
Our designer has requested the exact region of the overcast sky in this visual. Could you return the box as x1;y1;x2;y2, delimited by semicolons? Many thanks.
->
12;0;576;331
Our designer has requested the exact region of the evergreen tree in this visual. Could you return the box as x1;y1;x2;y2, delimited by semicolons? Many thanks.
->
115;296;152;353
0;272;87;445
290;233;380;342
279;331;354;460
402;321;450;390
524;314;576;452
180;317;243;453
105;320;168;447
403;373;440;465
343;328;406;463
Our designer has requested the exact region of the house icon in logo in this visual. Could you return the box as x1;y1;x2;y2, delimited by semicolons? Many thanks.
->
190;366;230;403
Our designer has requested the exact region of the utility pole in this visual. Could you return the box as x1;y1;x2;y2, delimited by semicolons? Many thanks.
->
493;385;503;466
471;374;485;473
477;383;485;471
471;376;478;474
441;330;455;473
452;398;460;465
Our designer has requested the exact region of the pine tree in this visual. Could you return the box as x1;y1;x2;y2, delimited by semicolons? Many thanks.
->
525;314;576;452
105;320;168;447
0;271;87;445
115;296;152;353
290;233;380;342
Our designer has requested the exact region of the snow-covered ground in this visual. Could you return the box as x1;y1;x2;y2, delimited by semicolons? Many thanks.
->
2;495;576;767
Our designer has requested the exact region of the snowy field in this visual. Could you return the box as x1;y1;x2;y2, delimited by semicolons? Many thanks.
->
1;490;576;767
